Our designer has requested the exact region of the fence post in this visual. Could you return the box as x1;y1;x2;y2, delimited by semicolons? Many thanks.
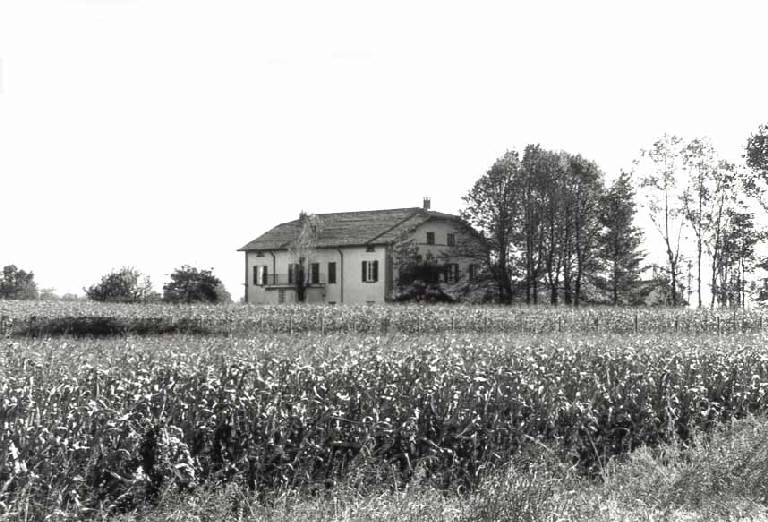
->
417;313;421;335
451;313;455;332
321;309;325;335
484;313;488;334
557;316;562;333
289;313;293;335
717;316;720;335
634;314;638;334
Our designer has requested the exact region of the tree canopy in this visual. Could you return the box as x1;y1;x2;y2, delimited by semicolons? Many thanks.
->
0;265;38;300
85;267;155;303
162;265;226;304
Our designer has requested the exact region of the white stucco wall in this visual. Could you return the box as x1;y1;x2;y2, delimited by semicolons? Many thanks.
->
243;217;486;304
245;246;387;305
397;219;485;284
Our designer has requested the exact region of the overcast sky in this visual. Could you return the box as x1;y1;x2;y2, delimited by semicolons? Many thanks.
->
1;1;766;300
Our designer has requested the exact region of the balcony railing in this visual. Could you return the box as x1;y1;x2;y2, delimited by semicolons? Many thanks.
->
257;274;327;286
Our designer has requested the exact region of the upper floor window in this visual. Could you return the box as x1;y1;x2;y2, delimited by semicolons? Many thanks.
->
366;245;375;252
426;232;435;245
362;260;379;283
447;233;455;247
254;265;269;285
255;251;265;257
288;263;299;284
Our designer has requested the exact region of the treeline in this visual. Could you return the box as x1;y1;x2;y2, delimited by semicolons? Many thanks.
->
0;265;231;304
462;146;643;306
462;124;768;307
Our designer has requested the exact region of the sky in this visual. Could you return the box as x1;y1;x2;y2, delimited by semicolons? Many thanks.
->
1;1;767;301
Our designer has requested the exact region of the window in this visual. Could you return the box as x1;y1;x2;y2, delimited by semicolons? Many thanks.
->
255;251;265;257
288;263;299;284
469;264;478;282
447;233;455;246
426;232;435;245
366;245;375;252
310;263;320;284
366;301;375;305
443;263;460;283
253;266;268;285
328;262;337;284
362;260;379;282
328;301;336;305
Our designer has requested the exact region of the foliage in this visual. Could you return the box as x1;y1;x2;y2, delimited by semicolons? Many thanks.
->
85;267;155;303
0;265;38;300
637;134;688;306
288;212;322;303
162;265;225;304
745;123;768;209
599;171;644;305
4;329;768;518
461;151;520;303
4;300;768;337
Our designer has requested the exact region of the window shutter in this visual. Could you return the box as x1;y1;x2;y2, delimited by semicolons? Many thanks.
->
288;264;294;284
454;264;460;282
253;266;258;285
362;261;367;282
263;266;268;285
373;260;378;282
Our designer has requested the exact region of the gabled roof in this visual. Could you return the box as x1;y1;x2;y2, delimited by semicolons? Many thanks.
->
238;207;472;251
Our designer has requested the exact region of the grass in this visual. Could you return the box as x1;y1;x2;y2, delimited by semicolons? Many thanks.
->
3;301;768;520
110;414;768;521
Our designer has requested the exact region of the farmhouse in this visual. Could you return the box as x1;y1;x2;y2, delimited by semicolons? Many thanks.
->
238;199;487;304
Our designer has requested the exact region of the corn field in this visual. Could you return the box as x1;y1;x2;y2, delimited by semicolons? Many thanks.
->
2;323;768;517
1;301;767;336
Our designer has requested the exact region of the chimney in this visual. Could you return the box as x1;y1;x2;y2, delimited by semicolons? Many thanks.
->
423;197;431;210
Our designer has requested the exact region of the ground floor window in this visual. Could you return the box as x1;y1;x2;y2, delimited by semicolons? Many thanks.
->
444;263;460;283
362;260;379;282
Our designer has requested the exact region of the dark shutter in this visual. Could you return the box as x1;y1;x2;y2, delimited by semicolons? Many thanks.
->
372;260;378;282
311;263;319;284
362;261;367;282
253;266;258;285
454;264;460;282
288;264;294;284
328;262;336;284
263;266;268;285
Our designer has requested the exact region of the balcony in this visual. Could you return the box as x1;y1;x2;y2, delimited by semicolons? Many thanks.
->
258;274;327;287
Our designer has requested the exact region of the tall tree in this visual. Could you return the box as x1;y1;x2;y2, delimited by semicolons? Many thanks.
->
716;208;763;308
461;151;520;303
288;212;321;303
637;135;687;306
745;123;768;209
680;138;717;308
600;171;644;305
568;154;605;306
518;145;555;304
